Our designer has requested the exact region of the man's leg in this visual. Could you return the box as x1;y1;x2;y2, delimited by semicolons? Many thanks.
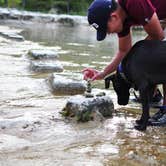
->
163;84;166;105
151;87;162;103
151;21;166;103
149;21;166;126
149;84;166;126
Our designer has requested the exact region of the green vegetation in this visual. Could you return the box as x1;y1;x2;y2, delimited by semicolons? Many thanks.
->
0;0;92;15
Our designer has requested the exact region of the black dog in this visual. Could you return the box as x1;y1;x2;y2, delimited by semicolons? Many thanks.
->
105;40;166;131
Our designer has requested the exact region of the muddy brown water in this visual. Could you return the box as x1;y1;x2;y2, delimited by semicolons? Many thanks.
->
0;20;165;166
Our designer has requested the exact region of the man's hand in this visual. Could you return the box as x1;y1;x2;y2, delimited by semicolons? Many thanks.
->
82;68;105;81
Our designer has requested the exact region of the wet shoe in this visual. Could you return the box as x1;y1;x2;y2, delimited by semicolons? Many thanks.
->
148;105;166;126
150;112;166;126
151;89;163;103
150;106;166;120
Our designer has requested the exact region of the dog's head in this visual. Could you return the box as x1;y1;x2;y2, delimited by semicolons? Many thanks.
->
105;73;130;105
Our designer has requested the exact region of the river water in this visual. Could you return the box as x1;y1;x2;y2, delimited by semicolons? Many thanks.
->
0;20;166;166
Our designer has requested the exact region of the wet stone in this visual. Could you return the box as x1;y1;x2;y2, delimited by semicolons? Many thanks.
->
30;61;63;73
96;92;106;97
9;14;20;20
84;92;94;98
22;14;34;20
60;95;114;122
49;74;86;95
1;126;6;130
0;32;24;41
57;17;75;26
0;118;40;130
28;49;59;59
0;9;10;19
86;80;92;93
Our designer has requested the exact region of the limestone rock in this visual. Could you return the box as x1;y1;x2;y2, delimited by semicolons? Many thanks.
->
61;95;114;122
28;50;59;59
57;17;75;26
49;74;86;95
22;14;34;20
30;61;63;73
0;32;24;41
0;8;10;19
0;8;88;25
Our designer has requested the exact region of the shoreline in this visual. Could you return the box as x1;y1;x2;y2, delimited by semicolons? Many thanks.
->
0;7;88;26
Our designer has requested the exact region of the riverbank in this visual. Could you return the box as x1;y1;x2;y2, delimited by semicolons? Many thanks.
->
0;7;87;25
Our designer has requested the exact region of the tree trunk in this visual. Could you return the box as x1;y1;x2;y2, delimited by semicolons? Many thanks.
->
22;0;26;8
67;0;70;14
4;0;8;6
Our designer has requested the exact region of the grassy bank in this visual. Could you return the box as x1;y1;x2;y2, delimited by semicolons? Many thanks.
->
0;0;92;15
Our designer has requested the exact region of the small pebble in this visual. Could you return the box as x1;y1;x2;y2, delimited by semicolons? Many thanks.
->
84;92;94;98
96;92;106;97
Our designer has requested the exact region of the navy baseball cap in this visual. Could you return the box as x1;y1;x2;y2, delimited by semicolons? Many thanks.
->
88;0;115;41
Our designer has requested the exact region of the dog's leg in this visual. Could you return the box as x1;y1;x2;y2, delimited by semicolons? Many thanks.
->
135;84;151;131
136;85;155;125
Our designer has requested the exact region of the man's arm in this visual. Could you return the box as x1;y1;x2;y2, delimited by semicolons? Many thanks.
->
144;13;165;40
84;32;133;81
102;32;132;77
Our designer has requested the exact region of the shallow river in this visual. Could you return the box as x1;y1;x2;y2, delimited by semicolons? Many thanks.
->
0;20;165;166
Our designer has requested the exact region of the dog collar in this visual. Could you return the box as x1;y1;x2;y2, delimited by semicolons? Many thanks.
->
118;63;128;82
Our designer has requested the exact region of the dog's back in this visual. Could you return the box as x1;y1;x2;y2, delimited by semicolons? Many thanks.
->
123;40;166;85
105;40;166;130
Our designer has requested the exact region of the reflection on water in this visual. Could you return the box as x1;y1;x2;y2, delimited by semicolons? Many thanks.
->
0;21;165;166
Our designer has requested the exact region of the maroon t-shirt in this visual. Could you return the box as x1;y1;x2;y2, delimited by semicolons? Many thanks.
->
118;0;166;37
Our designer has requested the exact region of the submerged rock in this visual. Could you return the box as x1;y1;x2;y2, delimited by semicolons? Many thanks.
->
0;32;24;41
22;14;34;21
0;8;10;19
84;92;94;98
0;114;41;130
61;95;114;122
30;61;63;73
96;92;106;97
49;74;86;95
28;49;59;59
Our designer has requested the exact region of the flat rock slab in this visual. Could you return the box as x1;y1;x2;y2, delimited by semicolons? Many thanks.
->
30;61;63;73
49;74;86;95
0;32;24;41
0;114;41;130
61;95;114;122
28;49;59;59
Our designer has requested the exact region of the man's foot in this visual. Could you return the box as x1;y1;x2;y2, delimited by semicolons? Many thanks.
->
148;105;166;126
150;113;166;126
150;106;166;120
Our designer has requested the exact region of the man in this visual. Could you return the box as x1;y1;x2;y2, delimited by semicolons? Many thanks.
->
83;0;166;125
